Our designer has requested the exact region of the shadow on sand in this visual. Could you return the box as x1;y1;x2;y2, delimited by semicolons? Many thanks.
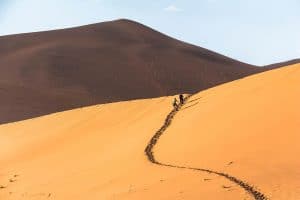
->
182;102;200;110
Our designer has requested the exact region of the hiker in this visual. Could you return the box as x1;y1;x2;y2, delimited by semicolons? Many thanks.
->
179;94;184;104
173;98;179;110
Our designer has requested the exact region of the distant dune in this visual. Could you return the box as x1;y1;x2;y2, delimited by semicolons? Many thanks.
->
1;18;292;124
264;59;300;69
0;63;299;199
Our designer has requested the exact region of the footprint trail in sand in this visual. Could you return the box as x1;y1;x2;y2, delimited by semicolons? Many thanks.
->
144;95;268;200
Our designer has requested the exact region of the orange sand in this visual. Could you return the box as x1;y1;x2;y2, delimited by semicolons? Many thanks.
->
156;63;300;199
1;64;299;199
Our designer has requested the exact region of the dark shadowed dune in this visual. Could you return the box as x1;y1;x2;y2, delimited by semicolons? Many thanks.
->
264;59;300;69
0;19;296;124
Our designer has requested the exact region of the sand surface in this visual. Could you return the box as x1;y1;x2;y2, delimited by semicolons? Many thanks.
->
1;64;299;199
156;63;300;199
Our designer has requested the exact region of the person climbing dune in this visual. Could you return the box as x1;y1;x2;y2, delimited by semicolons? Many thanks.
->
173;98;179;110
179;94;184;104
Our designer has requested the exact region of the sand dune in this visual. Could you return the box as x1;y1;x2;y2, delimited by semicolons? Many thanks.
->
264;58;300;69
1;64;299;199
156;63;300;199
0;19;270;124
0;97;244;200
1;18;298;124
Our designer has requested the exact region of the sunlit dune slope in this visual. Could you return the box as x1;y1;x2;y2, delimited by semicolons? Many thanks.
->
156;64;300;199
0;97;250;200
0;64;299;200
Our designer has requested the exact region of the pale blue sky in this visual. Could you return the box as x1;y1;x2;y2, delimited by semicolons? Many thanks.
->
0;0;299;65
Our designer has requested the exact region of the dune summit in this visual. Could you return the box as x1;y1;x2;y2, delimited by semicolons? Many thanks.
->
0;19;276;124
0;63;299;199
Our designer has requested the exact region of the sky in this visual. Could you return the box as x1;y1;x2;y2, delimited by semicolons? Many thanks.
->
0;0;299;65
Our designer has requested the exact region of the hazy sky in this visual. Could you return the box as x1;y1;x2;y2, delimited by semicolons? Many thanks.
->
0;0;299;65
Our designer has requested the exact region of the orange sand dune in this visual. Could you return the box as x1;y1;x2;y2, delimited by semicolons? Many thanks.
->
1;64;299;200
0;98;246;200
156;63;300;199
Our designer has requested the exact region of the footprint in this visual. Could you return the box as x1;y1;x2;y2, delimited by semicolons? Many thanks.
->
227;161;234;165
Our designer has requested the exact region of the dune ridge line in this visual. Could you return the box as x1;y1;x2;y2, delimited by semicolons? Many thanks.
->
144;94;268;200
